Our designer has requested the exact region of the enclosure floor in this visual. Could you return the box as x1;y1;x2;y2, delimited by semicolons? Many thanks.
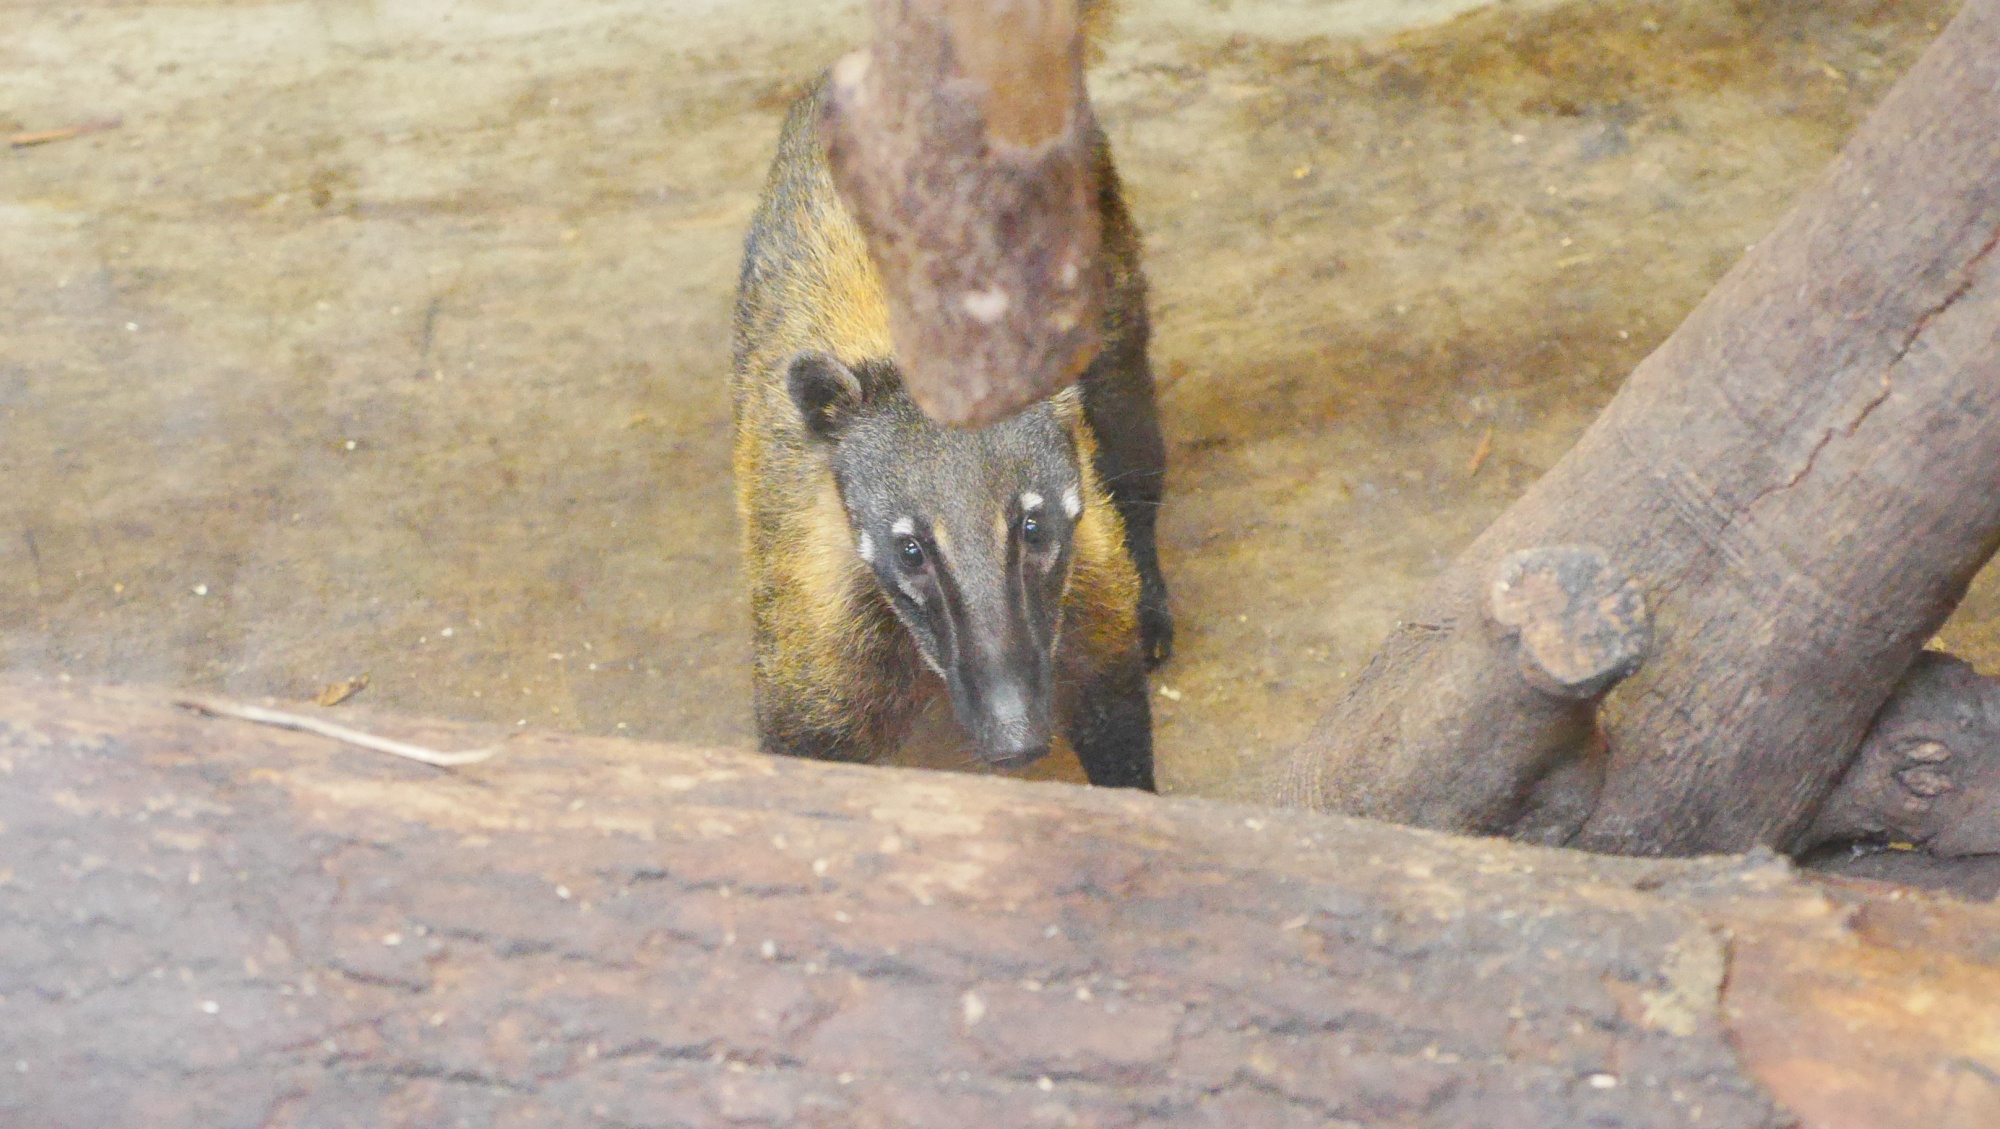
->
3;0;1988;797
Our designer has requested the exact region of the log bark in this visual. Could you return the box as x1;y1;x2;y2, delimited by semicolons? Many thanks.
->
1293;543;1653;841
1277;0;2000;856
821;0;1104;428
5;677;2000;1128
1804;651;2000;859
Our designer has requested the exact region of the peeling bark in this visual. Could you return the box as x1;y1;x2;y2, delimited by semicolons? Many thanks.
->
4;678;1999;1127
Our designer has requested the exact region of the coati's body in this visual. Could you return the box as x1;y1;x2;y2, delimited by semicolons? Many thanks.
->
730;83;1170;789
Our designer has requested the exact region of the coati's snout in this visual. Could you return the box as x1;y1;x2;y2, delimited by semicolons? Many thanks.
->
788;350;1083;768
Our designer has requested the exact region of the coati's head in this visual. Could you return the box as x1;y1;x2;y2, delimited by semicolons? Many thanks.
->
788;350;1082;769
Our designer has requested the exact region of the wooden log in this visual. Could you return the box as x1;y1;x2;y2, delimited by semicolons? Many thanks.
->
1278;544;1650;842
1489;546;1652;844
4;677;1999;1127
821;0;1104;428
1277;0;2000;856
1804;651;2000;859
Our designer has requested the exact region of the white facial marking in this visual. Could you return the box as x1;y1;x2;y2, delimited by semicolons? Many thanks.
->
1021;491;1044;512
891;517;915;537
1061;486;1082;519
856;532;875;562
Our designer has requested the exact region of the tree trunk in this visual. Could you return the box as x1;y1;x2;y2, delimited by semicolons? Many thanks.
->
1276;0;2000;856
820;0;1104;428
4;677;1998;1128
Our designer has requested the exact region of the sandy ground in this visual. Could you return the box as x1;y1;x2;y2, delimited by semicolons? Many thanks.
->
3;0;1988;800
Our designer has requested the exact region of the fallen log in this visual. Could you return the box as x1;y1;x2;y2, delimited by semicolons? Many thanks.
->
3;677;1997;1127
1277;0;2000;857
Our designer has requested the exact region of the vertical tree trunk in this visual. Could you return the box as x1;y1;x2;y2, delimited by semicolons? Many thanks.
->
820;0;1104;427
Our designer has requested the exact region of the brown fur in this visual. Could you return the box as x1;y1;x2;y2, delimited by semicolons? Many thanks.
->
732;77;1157;769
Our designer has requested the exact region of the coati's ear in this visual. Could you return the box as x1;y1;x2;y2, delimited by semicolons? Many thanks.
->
786;351;865;441
1047;384;1086;429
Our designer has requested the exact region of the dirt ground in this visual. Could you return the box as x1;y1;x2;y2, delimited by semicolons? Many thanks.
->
3;0;1989;800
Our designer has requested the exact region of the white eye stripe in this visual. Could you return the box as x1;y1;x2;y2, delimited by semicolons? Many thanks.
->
856;532;875;562
891;517;915;537
1021;491;1044;511
1061;486;1082;519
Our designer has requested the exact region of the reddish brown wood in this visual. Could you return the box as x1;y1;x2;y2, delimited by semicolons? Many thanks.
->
1277;0;2000;857
1487;546;1651;701
821;0;1104;428
5;678;2000;1127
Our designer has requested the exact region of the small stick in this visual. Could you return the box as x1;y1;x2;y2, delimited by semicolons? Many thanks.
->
1466;427;1496;476
173;697;498;767
9;117;122;149
315;673;371;707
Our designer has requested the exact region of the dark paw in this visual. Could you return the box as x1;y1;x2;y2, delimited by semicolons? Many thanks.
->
1139;596;1175;669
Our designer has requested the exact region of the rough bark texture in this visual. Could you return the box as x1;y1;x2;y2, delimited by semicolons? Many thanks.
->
821;0;1103;428
4;677;2000;1128
1286;543;1653;840
1487;545;1652;702
1804;651;2000;859
1279;0;2000;856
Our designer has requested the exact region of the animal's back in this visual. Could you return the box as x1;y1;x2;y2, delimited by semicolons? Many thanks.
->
732;84;891;495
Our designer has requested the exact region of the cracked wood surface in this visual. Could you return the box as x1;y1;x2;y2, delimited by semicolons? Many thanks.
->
3;677;1998;1127
1280;0;2000;856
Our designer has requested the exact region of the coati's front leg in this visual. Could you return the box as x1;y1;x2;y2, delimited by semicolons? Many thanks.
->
1080;337;1174;671
1058;577;1156;790
1063;648;1155;790
1079;140;1174;670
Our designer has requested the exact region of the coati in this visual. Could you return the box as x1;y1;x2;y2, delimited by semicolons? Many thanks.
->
730;81;1171;790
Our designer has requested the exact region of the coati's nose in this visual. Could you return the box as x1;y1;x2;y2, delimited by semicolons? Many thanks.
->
970;680;1051;768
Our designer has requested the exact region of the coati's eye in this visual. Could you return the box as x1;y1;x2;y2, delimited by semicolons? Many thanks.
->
1021;512;1049;549
896;536;926;571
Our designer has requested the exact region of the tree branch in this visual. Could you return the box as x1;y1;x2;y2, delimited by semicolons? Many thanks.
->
821;0;1104;427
